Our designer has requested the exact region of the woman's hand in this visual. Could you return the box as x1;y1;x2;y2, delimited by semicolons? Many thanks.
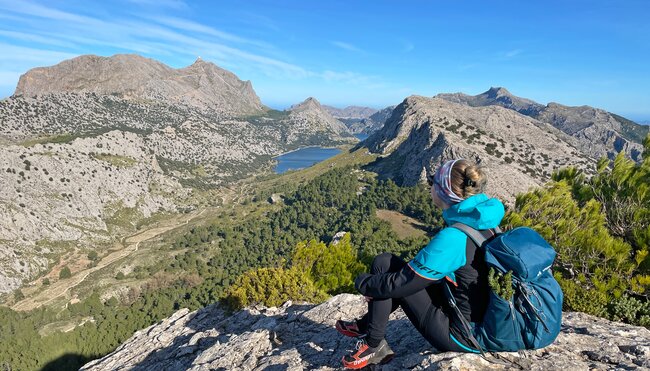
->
363;296;373;302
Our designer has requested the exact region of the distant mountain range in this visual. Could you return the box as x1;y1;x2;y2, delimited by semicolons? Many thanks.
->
436;87;647;161
321;105;378;119
324;104;395;135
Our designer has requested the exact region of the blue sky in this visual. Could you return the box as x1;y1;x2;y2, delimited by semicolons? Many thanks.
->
0;0;649;121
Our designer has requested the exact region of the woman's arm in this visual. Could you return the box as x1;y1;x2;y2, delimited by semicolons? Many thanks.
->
354;264;437;299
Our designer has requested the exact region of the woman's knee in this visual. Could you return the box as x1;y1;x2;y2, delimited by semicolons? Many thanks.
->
370;253;397;274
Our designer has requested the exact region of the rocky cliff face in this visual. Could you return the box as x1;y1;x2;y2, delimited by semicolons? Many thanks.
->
364;96;594;202
436;87;647;161
536;103;645;161
81;293;650;371
15;54;264;116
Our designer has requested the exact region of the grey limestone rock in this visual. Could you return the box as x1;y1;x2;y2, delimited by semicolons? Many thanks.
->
322;105;379;120
364;96;595;203
81;294;650;371
15;54;265;116
325;105;396;135
288;97;352;136
436;87;647;162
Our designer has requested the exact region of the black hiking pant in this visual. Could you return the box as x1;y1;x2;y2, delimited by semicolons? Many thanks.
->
356;253;466;352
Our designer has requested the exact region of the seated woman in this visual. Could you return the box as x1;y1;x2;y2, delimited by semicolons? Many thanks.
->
337;158;505;369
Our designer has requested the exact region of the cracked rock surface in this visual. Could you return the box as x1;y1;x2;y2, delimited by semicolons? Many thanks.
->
81;294;650;370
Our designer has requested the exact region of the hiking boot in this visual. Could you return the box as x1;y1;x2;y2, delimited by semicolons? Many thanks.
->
342;338;395;369
336;319;365;338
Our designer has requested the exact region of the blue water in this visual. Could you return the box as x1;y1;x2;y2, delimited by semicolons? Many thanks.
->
355;133;369;141
274;147;342;174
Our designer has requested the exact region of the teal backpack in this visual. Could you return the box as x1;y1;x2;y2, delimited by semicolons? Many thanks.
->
445;224;564;353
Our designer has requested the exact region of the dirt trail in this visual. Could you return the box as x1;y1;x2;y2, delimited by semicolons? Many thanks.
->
12;209;206;311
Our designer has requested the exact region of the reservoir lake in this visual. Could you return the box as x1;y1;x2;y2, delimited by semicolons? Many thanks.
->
274;147;342;174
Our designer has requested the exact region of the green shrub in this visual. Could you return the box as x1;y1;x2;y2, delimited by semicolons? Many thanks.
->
504;136;650;326
13;289;25;301
292;234;365;294
608;294;650;326
224;267;328;310
59;266;72;279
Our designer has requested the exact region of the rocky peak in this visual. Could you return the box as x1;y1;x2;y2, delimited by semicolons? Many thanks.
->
14;53;264;115
81;294;650;370
289;97;323;113
436;87;544;116
286;97;351;136
484;86;512;98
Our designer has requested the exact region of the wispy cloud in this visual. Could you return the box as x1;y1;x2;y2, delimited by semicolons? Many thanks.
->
0;1;306;77
0;0;387;93
123;0;188;9
331;41;363;53
146;15;273;49
0;43;78;63
0;30;77;48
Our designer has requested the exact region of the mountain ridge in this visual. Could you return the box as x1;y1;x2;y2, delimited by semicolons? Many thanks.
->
14;54;265;116
436;87;647;161
322;104;379;119
364;95;594;202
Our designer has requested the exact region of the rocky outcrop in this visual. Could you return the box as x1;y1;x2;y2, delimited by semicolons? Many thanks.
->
288;97;352;137
536;103;645;161
81;293;650;370
0;130;185;293
364;96;594;202
14;54;264;115
436;87;647;161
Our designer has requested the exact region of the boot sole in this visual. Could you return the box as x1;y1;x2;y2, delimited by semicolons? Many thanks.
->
342;353;395;369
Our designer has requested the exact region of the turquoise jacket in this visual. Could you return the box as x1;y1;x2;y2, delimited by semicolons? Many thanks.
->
408;193;505;281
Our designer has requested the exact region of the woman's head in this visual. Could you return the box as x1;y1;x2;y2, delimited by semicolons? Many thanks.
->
427;159;487;209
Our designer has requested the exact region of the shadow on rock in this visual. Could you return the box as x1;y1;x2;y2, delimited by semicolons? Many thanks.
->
114;294;435;370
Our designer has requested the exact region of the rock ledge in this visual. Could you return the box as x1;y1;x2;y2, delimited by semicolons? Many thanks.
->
81;294;650;370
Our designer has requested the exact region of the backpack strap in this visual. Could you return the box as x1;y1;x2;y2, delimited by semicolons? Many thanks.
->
450;223;501;248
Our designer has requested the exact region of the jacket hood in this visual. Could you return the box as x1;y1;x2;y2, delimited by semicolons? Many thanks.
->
442;193;504;230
